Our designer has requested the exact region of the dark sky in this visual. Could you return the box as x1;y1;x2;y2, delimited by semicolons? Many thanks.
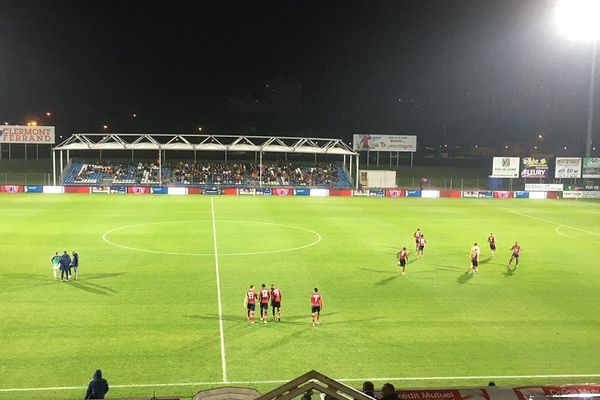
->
0;0;597;147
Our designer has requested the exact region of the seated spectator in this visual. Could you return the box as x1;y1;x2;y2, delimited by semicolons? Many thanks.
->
362;381;375;398
379;383;398;400
301;389;313;400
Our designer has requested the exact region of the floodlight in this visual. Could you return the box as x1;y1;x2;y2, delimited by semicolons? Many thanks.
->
555;0;600;42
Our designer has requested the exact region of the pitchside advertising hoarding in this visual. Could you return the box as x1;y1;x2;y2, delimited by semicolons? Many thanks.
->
0;125;55;144
491;157;520;178
582;157;600;178
520;157;549;178
524;183;564;192
555;157;582;178
353;134;417;152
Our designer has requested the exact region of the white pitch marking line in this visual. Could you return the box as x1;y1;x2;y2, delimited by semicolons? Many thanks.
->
211;198;228;384
554;225;600;245
102;220;322;256
509;211;600;236
2;373;600;392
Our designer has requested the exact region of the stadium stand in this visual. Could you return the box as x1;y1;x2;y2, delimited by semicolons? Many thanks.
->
62;161;352;188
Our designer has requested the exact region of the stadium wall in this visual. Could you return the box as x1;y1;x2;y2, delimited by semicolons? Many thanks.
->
1;184;599;199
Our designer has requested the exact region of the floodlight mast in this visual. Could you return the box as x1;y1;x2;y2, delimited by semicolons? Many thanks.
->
555;0;600;157
585;40;597;157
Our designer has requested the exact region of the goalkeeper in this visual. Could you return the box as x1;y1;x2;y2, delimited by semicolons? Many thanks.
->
50;252;61;280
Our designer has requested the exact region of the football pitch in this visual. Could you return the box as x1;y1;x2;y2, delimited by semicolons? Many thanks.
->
1;194;600;400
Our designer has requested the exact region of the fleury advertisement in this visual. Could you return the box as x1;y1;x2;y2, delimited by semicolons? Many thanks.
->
353;134;417;152
555;157;581;178
491;157;520;178
520;157;549;178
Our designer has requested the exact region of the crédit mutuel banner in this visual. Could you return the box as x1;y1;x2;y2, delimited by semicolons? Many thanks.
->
353;134;417;152
0;125;55;144
491;157;520;178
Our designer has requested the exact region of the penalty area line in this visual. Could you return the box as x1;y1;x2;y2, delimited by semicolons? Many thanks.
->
211;197;228;384
2;373;600;393
509;211;600;236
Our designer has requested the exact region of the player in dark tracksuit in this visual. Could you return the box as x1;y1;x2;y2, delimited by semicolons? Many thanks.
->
60;251;71;281
71;251;79;280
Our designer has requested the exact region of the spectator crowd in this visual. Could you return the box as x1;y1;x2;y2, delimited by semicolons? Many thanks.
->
70;161;346;187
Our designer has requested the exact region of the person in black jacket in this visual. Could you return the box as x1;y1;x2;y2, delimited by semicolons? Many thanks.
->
60;251;71;281
85;369;109;399
71;251;79;280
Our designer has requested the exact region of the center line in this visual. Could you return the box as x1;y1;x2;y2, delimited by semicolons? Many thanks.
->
211;197;228;383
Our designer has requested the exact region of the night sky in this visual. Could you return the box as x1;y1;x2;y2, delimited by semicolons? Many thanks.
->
0;0;597;148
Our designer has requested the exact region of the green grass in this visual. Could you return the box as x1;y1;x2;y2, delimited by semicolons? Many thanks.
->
1;195;600;400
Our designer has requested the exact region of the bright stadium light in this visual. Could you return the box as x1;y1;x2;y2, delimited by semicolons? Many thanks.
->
555;0;600;42
555;0;600;157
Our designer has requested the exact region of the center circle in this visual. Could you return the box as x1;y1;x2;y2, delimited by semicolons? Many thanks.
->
102;220;321;256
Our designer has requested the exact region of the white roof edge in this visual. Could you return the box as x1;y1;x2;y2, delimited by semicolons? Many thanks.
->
53;133;357;155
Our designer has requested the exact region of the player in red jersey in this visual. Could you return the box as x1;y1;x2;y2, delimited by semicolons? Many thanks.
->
397;247;409;274
270;284;282;321
487;233;496;256
470;243;480;273
508;241;521;269
413;229;423;251
244;285;257;324
310;288;323;327
258;283;270;323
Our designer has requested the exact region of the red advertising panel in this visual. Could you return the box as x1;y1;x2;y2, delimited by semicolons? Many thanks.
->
188;187;202;195
396;389;489;400
493;191;513;198
127;186;149;194
515;385;600;400
64;186;91;193
330;189;353;197
385;189;405;197
0;185;24;193
272;188;294;196
547;191;560;199
223;188;238;195
440;190;462;198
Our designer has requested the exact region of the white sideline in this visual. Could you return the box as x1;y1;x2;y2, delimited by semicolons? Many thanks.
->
2;373;600;392
211;198;228;383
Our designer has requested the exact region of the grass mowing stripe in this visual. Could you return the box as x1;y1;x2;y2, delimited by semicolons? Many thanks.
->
3;373;600;392
211;197;228;383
